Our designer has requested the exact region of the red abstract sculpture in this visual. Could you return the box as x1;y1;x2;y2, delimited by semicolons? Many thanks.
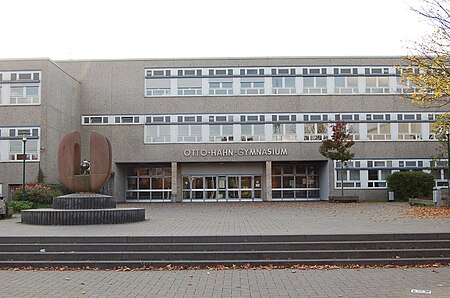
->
58;131;112;193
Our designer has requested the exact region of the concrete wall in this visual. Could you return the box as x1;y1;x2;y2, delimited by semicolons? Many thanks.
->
2;57;447;201
0;59;81;199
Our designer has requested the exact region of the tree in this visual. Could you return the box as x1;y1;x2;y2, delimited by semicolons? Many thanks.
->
402;0;450;108
319;121;355;197
403;0;450;206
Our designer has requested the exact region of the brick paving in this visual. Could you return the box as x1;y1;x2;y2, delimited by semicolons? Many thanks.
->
1;267;449;297
1;202;450;297
1;202;450;236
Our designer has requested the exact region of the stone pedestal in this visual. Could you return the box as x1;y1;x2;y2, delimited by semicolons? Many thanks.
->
21;193;145;225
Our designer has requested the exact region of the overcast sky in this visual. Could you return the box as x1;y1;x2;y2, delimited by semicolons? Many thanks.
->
0;0;431;60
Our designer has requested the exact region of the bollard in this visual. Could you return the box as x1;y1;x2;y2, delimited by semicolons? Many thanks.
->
433;189;442;207
388;191;395;201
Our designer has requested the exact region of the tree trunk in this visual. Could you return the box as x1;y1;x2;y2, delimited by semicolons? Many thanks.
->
341;168;344;197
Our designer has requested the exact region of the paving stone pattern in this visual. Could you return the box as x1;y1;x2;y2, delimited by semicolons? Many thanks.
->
1;202;450;236
1;267;450;297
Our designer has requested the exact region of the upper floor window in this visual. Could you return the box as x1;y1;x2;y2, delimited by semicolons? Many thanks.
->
272;77;295;94
0;71;41;105
146;69;171;77
240;68;265;76
1;127;40;162
177;125;202;142
145;125;171;143
209;69;233;76
10;85;39;104
178;78;202;96
303;68;327;94
240;81;264;95
178;69;202;76
209;81;233;95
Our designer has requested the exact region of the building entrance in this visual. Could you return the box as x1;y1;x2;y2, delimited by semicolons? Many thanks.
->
182;175;263;202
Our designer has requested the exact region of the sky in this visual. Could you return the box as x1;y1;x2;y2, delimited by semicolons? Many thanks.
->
0;0;433;60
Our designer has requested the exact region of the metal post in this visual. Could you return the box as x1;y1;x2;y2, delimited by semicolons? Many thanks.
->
22;135;27;196
447;133;450;206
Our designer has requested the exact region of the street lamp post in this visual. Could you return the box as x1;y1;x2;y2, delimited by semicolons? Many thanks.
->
447;133;450;207
21;133;29;197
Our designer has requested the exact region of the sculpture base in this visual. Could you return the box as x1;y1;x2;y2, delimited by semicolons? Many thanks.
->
53;193;116;209
21;194;145;225
21;208;145;225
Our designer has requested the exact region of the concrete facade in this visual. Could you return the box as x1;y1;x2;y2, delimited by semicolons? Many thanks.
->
0;57;448;202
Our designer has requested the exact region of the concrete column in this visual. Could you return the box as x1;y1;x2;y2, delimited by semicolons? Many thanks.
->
264;161;272;201
171;162;179;202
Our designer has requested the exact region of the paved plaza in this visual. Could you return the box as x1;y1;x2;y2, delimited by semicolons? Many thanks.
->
1;202;450;236
1;202;450;297
1;266;450;297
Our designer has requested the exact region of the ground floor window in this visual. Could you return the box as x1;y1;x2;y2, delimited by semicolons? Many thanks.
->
182;175;262;202
126;164;172;202
272;163;320;201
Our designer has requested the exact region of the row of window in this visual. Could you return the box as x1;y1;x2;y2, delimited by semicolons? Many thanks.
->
145;66;414;97
145;67;393;77
0;127;40;161
334;159;448;189
0;71;41;105
142;121;438;143
82;112;439;125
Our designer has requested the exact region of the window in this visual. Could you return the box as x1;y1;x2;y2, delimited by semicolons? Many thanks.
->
240;68;264;76
209;81;233;95
303;77;327;94
368;169;391;188
10;85;39;104
4;128;40;161
114;116;139;124
178;69;202;76
209;124;234;142
272;77;296;94
241;124;265;141
209;69;233;76
304;123;328;141
335;114;360;140
145;69;171;77
126;165;172;202
334;68;358;94
272;164;320;200
398;123;422;140
366;115;391;140
365;76;389;93
336;169;361;188
177;125;202;142
272;124;296;141
303;68;327;94
145;125;171;143
178;78;202;95
240;81;264;94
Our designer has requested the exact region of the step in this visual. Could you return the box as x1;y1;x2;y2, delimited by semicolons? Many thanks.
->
1;233;450;244
1;257;450;269
1;240;450;252
2;248;450;261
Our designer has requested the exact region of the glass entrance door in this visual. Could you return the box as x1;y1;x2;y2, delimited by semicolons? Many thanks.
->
182;174;263;202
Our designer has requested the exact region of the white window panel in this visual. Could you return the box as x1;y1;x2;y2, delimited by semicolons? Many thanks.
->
240;81;265;95
272;77;296;94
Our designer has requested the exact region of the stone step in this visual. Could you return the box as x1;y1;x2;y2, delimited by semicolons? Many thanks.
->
1;240;450;252
1;233;450;243
1;233;449;268
1;257;450;269
1;248;450;261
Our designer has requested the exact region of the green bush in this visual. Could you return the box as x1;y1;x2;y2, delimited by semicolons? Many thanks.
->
12;183;70;205
7;200;34;213
386;171;435;200
7;200;51;213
